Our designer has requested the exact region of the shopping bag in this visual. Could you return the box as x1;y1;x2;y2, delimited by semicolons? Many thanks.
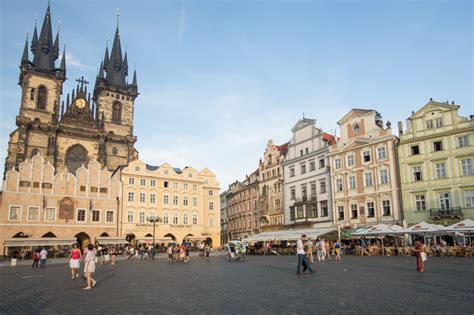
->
421;252;427;262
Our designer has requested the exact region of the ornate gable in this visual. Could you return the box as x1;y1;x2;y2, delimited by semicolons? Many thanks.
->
410;99;460;120
291;118;316;132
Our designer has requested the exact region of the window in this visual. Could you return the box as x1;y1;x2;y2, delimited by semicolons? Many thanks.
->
307;204;317;218
209;190;213;196
301;185;307;199
44;208;55;221
30;87;35;100
193;197;198;207
139;211;145;223
77;209;86;222
192;213;197;225
183;196;188;206
365;173;373;187
106;210;114;223
426;120;434;129
353;123;360;132
382;200;391;216
300;164;306;174
149;211;156;219
351;205;358;219
37;86;47;110
183;183;188;190
163;194;169;204
209;202;214;211
309;161;315;171
27;207;39;221
336;179;343;192
464;190;474;207
100;187;107;193
335;158;341;169
347;155;354;167
91;210;100;222
433;141;443;152
192;184;197;191
173;213;178;224
300;150;304;156
411;145;420;155
435;118;443;128
91;187;98;193
367;202;375;217
128;177;135;185
173;196;179;205
150;193;156;204
296;205;304;219
436;162;447;179
173;182;178;189
183;213;189;225
461;159;472;176
290;207;295;220
163;213;169;224
310;182;317;196
305;148;309;154
150;179;156;187
290;187;296;200
363;151;371;162
319;159;325;168
140;179;146;186
112;101;121;122
164;181;169;188
338;206;344;220
458;135;469;148
377;147;386;160
413;166;422;181
415;195;426;211
290;167;295;177
135;166;140;171
139;193;146;203
320;201;328;217
349;176;356;190
209;217;214;227
320;181;326;193
380;170;389;184
127;211;134;223
128;192;134;202
439;192;450;210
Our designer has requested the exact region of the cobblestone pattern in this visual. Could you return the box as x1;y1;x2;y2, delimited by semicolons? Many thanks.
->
0;255;472;314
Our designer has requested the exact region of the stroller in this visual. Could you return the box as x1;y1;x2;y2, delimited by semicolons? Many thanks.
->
226;241;246;261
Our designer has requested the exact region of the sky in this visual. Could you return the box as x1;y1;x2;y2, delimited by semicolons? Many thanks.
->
0;0;472;190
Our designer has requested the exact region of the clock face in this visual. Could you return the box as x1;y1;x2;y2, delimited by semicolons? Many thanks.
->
75;98;86;109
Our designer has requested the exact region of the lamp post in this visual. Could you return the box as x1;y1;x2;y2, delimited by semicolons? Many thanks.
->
146;215;163;253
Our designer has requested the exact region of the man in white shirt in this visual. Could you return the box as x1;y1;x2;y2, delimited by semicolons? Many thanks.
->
296;234;314;275
39;247;48;268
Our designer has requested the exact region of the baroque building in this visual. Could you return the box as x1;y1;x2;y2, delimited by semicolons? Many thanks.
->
4;3;138;179
397;99;474;225
282;118;335;228
220;190;229;245
120;160;221;246
257;140;288;231
328;109;401;228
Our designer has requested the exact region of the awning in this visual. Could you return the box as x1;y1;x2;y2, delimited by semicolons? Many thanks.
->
275;228;337;241
442;219;474;232
188;236;207;241
355;224;407;236
137;237;174;243
96;237;129;245
3;238;76;247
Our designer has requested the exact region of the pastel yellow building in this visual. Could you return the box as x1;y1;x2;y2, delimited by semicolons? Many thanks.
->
120;159;221;246
398;99;474;225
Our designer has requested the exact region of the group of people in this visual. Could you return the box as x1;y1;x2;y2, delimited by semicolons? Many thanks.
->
306;238;342;263
67;243;99;290
167;243;191;262
31;247;48;268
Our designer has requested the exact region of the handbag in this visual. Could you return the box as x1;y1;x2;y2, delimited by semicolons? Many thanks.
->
420;252;427;262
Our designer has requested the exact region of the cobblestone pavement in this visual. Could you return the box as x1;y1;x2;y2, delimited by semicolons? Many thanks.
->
0;254;472;314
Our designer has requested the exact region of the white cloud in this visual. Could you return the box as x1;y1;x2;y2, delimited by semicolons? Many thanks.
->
59;52;95;72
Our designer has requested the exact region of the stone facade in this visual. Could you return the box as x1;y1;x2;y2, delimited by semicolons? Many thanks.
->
120;159;221;246
0;153;121;255
220;191;229;245
398;99;474;225
328;109;401;228
282;118;335;228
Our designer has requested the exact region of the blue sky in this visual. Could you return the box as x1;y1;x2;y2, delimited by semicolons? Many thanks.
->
0;0;472;189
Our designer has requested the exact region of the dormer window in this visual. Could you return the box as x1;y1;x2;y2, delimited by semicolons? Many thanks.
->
353;123;360;133
37;86;47;110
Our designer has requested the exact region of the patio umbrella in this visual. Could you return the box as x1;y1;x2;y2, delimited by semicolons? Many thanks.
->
355;224;407;255
442;219;474;245
406;222;440;245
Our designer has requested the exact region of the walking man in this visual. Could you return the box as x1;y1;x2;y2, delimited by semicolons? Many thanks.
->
296;234;315;275
39;247;48;268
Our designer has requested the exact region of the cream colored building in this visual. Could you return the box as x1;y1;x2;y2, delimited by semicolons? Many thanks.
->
0;154;122;256
328;109;401;228
398;99;474;225
120;159;220;246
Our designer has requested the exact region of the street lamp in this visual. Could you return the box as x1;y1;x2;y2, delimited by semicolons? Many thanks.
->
146;215;163;253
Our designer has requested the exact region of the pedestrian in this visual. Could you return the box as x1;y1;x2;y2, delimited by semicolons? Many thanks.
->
316;238;323;262
31;249;40;268
167;245;173;262
185;242;190;263
39;247;48;268
69;243;82;279
414;240;426;273
334;241;342;261
102;246;109;265
83;243;97;290
205;243;211;259
324;240;332;261
307;238;314;263
110;247;117;265
179;244;186;262
296;234;315;275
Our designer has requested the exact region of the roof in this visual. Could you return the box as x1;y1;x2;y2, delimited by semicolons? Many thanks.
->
337;108;376;125
146;164;159;171
276;142;289;156
321;133;337;145
291;117;316;132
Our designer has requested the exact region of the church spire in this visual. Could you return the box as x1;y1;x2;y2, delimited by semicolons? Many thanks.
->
106;26;126;86
98;61;105;78
32;2;56;71
31;21;38;54
53;28;60;60
123;51;128;77
132;69;137;87
59;44;66;78
21;33;29;64
103;45;109;70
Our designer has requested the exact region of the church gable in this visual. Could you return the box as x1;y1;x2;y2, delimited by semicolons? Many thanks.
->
410;100;459;120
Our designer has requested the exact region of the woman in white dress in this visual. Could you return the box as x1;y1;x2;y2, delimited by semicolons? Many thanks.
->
68;243;82;279
83;243;97;290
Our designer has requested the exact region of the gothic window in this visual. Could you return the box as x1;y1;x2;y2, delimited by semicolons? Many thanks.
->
65;144;89;175
37;86;47;110
112;102;121;122
31;148;40;158
30;88;36;100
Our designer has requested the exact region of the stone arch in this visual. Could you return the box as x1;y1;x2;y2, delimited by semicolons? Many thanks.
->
205;237;213;247
42;231;56;238
145;233;153;237
75;232;91;248
163;233;176;241
100;232;110;237
12;232;30;238
65;144;89;175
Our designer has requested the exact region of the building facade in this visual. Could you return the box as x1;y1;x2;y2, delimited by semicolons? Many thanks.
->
4;3;139;179
398;99;474;225
120;159;221;246
328;109;401;228
226;170;259;240
220;190;229;245
282;118;335;228
258;140;288;232
0;154;121;255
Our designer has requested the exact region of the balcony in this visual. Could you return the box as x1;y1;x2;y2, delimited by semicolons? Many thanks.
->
430;207;462;219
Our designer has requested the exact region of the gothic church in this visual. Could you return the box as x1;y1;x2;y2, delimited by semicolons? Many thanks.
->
4;3;139;177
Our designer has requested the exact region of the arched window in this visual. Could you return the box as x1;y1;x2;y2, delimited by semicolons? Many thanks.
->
112;101;121;122
172;213;179;224
192;213;198;225
209;217;214;227
31;148;40;158
183;213;189;225
37;86;47;110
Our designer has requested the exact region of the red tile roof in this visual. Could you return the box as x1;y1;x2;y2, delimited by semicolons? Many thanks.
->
277;142;289;156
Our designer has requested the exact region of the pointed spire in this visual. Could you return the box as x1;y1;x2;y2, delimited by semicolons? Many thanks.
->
123;51;128;76
103;45;109;70
32;2;56;71
106;26;126;86
31;16;38;54
132;69;137;86
53;28;60;60
60;44;66;73
22;33;29;62
98;61;104;78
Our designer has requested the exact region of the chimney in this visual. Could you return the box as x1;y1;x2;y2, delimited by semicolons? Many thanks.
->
398;121;403;135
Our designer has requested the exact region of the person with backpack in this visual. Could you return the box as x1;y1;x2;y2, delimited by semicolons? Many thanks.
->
334;241;342;261
31;249;40;268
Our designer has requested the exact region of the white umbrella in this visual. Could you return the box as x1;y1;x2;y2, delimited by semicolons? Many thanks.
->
443;219;474;232
406;222;439;234
355;224;407;236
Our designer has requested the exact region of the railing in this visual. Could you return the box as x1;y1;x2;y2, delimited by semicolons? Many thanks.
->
430;207;462;218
